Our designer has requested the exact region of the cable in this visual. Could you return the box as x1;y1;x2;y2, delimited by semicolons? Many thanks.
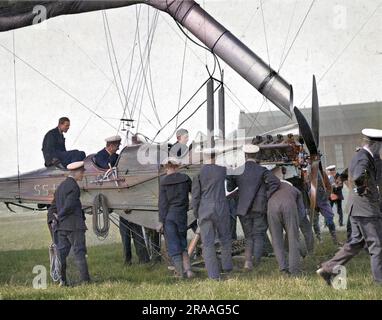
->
0;42;117;131
299;1;382;108
12;31;21;201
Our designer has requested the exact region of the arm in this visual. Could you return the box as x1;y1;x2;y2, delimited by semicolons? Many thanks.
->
352;157;371;195
192;174;201;219
264;169;281;198
158;185;168;223
295;188;306;220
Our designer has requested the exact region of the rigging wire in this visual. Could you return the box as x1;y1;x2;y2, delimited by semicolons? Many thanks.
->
102;11;127;113
278;0;316;72
0;42;118;131
135;6;162;127
175;32;188;130
12;31;21;201
298;1;382;108
260;0;271;69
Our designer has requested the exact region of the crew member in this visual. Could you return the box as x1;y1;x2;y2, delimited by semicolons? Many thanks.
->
94;135;122;169
327;165;344;226
226;144;280;270
317;128;382;285
42;117;86;168
55;161;90;286
169;128;191;161
192;148;233;280
157;157;193;278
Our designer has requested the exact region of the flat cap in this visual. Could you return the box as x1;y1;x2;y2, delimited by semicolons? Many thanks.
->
326;165;336;171
362;128;382;141
67;161;85;170
176;128;189;137
243;144;260;154
105;135;122;143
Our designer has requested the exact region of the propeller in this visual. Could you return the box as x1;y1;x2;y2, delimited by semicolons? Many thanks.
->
293;75;330;221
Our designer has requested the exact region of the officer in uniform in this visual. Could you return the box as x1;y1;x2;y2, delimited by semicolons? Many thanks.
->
94;135;122;169
226;144;280;270
327;165;344;226
317;129;382;285
267;178;306;276
42;117;86;168
192;148;232;280
55;161;90;285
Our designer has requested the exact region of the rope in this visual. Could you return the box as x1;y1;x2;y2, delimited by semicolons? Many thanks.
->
49;243;61;282
92;194;110;239
260;0;271;69
12;31;21;202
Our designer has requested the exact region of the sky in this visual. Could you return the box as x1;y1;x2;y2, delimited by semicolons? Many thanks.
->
0;0;381;176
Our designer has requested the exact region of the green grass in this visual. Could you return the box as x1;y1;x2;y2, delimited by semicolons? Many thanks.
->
1;207;382;300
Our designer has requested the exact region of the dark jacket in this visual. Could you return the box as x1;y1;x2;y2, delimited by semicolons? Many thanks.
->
55;177;87;231
192;164;229;220
268;181;306;220
42;127;66;166
226;161;281;216
158;172;192;225
348;148;381;217
94;148;119;169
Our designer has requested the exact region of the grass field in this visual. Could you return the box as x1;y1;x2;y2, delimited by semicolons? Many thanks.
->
0;205;382;300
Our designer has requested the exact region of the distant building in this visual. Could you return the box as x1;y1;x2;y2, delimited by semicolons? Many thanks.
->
238;101;382;172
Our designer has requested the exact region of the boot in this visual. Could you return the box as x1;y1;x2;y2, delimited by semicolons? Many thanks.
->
172;255;184;279
182;252;194;279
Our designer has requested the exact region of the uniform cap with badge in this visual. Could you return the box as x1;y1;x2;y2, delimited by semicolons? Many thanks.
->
362;128;382;142
326;165;336;171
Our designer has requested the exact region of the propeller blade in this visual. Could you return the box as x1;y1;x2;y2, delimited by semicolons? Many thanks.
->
311;75;320;148
319;161;332;194
309;159;320;221
294;106;318;155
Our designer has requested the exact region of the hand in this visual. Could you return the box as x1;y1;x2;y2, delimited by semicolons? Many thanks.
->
156;222;164;233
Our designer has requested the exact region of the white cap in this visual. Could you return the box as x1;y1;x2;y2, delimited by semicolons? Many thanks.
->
162;157;180;166
362;128;382;141
105;135;122;143
326;165;336;171
67;161;85;170
243;144;260;154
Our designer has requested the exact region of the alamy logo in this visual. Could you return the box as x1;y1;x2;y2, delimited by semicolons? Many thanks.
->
32;265;47;289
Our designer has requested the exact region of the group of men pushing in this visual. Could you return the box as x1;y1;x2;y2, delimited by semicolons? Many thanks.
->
44;116;382;286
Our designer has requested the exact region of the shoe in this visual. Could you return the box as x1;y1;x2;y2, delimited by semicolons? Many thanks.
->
316;267;333;286
59;280;69;287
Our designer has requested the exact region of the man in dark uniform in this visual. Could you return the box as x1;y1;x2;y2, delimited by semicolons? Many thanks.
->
42;117;86;168
192;148;232;280
55;161;90;286
226;144;280;270
317;128;382;285
94;135;121;169
327;165;344;226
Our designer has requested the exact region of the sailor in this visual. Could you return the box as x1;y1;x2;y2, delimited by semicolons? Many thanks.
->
157;157;194;278
327;165;344;226
192;148;233;280
94;135;122;169
317;128;382;285
55;161;90;286
42;117;86;168
169;128;191;161
226;144;280;270
267;178;305;276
